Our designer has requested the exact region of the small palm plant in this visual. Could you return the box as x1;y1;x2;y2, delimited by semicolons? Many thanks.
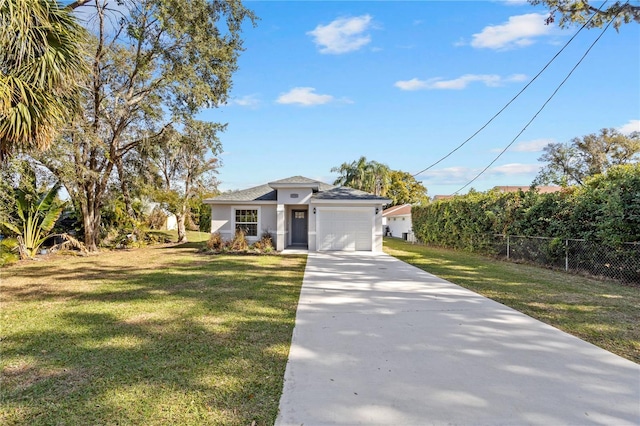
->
1;182;64;259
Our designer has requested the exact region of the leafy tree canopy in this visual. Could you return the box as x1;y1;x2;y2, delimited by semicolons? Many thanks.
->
534;128;639;186
386;170;429;207
528;0;640;29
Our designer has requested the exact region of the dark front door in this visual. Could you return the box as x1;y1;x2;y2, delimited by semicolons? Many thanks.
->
291;210;308;246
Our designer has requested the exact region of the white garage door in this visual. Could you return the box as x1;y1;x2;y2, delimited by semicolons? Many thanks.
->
317;208;373;251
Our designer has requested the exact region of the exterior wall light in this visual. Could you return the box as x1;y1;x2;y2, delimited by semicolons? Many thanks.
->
313;207;316;214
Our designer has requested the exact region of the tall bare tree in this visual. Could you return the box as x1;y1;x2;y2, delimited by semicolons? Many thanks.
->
143;119;222;243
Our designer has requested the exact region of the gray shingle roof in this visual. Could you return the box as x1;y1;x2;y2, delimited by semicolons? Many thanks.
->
312;186;390;201
206;176;389;203
208;184;277;202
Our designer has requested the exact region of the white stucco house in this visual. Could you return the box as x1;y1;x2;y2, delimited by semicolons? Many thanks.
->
205;176;390;252
382;204;415;242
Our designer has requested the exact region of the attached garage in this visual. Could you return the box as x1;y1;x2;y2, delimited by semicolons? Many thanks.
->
317;208;373;251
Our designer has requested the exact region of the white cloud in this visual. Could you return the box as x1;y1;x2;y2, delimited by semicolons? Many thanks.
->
471;13;552;50
418;163;541;185
619;119;640;135
395;74;527;91
307;15;373;54
228;94;260;108
500;0;529;5
511;138;554;152
508;73;528;82
490;163;542;175
419;167;477;185
394;78;428;91
453;38;467;47
276;87;334;106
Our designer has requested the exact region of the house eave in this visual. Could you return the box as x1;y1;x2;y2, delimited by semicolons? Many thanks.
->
204;199;278;205
311;198;391;205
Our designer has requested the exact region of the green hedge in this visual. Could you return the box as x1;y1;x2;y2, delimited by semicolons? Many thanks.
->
413;164;640;251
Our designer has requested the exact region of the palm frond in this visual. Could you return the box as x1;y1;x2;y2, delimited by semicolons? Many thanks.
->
0;0;88;161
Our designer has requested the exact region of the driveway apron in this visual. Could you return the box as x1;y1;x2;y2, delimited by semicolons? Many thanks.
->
276;252;640;426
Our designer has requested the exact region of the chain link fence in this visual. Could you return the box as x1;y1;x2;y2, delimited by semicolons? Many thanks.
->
491;235;640;284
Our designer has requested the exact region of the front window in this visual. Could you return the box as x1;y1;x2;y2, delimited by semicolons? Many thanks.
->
235;209;258;236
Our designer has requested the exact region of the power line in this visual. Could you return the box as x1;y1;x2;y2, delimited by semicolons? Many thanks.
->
450;8;620;195
412;1;605;178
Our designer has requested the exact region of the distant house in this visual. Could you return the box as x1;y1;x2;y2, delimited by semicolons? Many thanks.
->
144;201;177;231
382;204;415;242
165;214;177;231
204;176;390;252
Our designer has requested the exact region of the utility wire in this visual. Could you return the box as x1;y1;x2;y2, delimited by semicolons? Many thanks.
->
412;1;606;178
450;7;621;195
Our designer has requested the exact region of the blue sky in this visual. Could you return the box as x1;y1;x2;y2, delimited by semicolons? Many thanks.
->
202;0;640;196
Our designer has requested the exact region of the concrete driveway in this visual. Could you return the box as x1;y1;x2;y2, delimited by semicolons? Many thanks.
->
276;252;640;426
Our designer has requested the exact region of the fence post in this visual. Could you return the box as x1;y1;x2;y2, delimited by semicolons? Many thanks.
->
507;235;510;260
565;239;569;271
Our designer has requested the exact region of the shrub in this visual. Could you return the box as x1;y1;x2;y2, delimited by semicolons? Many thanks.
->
207;233;226;251
205;231;276;255
230;229;249;251
412;164;640;252
259;232;274;250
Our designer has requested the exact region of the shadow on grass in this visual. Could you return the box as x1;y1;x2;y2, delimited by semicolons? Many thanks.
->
163;241;207;250
1;250;307;425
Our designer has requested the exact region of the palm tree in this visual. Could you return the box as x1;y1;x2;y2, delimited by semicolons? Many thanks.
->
0;0;87;162
332;156;391;196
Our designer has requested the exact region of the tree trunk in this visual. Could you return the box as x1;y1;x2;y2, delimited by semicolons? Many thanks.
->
115;157;135;219
80;188;103;252
82;209;100;252
176;210;187;243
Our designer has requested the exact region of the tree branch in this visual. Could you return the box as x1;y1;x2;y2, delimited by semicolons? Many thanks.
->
65;0;93;11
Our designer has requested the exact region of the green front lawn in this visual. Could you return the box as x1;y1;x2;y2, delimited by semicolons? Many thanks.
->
1;243;306;425
384;238;640;363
